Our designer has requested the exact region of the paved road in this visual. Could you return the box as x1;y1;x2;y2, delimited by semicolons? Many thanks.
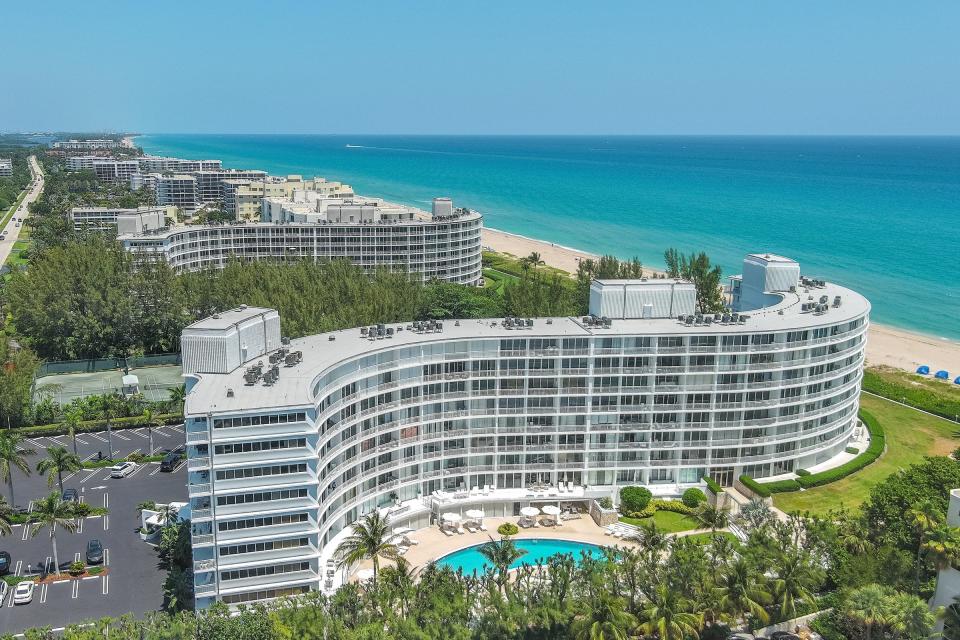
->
0;155;43;267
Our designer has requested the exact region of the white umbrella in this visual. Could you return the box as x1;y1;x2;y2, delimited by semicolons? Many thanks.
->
541;505;561;516
465;509;485;520
442;512;462;523
520;506;540;517
392;526;414;535
356;568;374;581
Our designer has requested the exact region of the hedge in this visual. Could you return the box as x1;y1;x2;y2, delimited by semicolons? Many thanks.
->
762;479;802;493
795;469;811;477
738;474;771;498
702;476;723;494
794;409;885;489
845;446;860;455
622;498;695;520
15;413;182;438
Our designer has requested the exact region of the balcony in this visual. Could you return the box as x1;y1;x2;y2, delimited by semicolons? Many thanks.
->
195;582;218;596
189;483;211;496
193;533;215;546
188;457;210;471
194;558;217;573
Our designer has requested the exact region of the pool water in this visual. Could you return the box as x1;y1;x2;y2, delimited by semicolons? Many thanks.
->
436;538;604;574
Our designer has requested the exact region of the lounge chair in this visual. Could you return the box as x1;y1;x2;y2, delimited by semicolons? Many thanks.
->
478;523;488;532
404;536;420;546
532;519;540;528
567;481;574;491
442;528;454;537
456;526;466;534
464;524;478;533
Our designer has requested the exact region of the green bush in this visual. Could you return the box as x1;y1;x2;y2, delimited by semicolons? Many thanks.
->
497;523;519;536
68;561;85;576
682;488;707;508
624;505;656;519
795;469;811;477
15;412;181;438
702;476;723;494
738;475;771;498
796;410;885;489
651;499;695;515
598;497;613;510
845;446;860;455
619;486;653;513
762;479;803;493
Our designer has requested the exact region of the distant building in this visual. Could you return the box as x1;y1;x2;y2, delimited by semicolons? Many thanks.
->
156;175;198;210
0;158;12;177
130;172;160;193
931;488;960;633
222;176;354;221
69;205;175;234
52;139;119;150
137;156;222;173
120;197;482;284
92;159;140;183
193;170;268;205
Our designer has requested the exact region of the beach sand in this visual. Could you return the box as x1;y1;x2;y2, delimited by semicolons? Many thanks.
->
481;227;960;376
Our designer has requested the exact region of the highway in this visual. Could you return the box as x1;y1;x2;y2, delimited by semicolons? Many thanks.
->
0;155;43;268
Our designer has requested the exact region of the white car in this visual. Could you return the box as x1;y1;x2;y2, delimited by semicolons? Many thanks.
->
13;580;34;605
110;461;137;478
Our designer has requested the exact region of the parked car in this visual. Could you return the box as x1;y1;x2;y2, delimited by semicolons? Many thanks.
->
62;488;79;503
86;539;104;565
110;461;137;478
0;551;11;575
160;450;184;472
13;580;34;605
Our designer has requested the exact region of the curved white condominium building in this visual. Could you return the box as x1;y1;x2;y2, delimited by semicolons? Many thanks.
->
182;253;869;607
120;197;482;285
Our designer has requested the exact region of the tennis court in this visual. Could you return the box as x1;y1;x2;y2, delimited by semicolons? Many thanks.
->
33;365;183;404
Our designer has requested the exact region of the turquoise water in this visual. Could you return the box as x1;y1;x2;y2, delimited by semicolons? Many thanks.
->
435;538;604;574
137;135;960;340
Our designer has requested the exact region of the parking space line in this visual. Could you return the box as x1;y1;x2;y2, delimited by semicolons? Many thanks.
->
113;432;131;441
72;579;79;599
104;548;110;567
40;582;48;603
26;438;45;448
129;448;142;456
87;433;108;443
149;464;163;476
48;436;68;446
133;428;147;435
79;468;99;484
76;437;90;445
128;464;148;478
169;425;185;433
13;560;22;577
102;574;109;595
21;522;30;541
74;552;81;563
154;429;171;438
81;452;97;462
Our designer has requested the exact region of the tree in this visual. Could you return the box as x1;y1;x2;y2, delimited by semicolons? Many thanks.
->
0;430;33;507
62;406;84;455
695;504;729;534
156;503;180;527
28;492;79;576
641;584;702;640
737;499;773;532
619;486;653;513
334;511;398;589
663;248;725;312
715;558;772;626
908;498;943;593
168;384;186;416
571;594;638;640
524;252;544;270
771;551;821;620
36;446;83;494
142;408;161;456
478;535;528;592
0;495;14;536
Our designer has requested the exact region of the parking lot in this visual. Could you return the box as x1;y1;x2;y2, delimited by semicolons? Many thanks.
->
0;424;187;634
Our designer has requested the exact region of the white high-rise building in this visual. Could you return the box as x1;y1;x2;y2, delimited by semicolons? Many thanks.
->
119;197;483;284
53;139;119;150
69;206;175;234
155;175;198;210
181;254;870;607
0;158;12;177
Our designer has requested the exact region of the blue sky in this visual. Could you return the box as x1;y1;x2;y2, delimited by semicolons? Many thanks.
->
2;1;958;134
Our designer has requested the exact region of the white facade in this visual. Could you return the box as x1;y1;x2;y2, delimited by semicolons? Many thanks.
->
0;158;12;177
181;255;870;607
137;156;222;173
53;139;119;150
156;175;198;210
119;203;483;285
69;206;173;234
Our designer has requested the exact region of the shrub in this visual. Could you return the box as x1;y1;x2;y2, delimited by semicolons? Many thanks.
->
127;451;145;463
497;523;519;536
795;469;811;477
682;488;707;507
762;479;803;493
845;446;860;455
72;502;92;518
652;499;695;515
15;413;182;438
738;475;771;498
68;561;85;576
624;505;656;519
598;497;613;510
702;476;723;494
619;486;652;513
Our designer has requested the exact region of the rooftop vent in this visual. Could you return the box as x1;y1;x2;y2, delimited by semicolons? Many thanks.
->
226;388;234;397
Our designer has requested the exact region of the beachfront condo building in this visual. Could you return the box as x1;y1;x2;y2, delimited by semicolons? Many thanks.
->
155;174;199;210
137;155;223;173
119;197;483;284
53;139;119;150
69;205;175;234
180;253;869;607
193;170;269;205
65;156;140;182
222;176;354;221
0;158;12;177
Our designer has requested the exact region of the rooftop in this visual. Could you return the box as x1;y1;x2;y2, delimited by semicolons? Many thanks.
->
182;305;275;332
185;277;869;416
746;253;798;265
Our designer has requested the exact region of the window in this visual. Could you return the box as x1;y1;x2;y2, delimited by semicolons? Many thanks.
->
219;537;309;556
216;488;308;506
221;561;310;581
213;412;306;429
218;513;309;532
214;438;306;455
215;463;307;481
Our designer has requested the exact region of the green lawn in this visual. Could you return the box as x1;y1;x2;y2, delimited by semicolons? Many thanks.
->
684;531;739;545
773;393;958;515
620;510;701;533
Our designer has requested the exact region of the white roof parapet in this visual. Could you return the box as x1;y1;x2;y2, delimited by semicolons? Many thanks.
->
589;279;696;319
181;306;281;376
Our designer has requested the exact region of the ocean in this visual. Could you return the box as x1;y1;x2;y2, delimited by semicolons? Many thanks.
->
137;135;960;341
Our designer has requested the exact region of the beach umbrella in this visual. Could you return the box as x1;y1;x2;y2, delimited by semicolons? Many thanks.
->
542;505;561;516
954;376;960;385
442;512;461;523
916;365;930;375
520;506;540;517
935;370;950;380
465;509;485;521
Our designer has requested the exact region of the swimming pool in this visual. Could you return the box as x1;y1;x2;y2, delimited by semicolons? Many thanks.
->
436;538;604;574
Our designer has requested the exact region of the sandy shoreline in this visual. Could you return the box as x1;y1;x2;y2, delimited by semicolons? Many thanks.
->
482;227;960;376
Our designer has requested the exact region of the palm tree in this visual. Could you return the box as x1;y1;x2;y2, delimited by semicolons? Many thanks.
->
156;503;180;526
695;503;728;533
736;499;772;531
526;252;544;269
921;523;960;571
36;446;83;494
889;592;939;640
62;406;84;456
0;431;33;507
97;396;117;462
908;499;943;593
0;495;14;536
772;551;820;620
641;584;702;640
478;535;528;592
571;594;638;640
168;385;186;416
715;558;772;626
142;409;160;456
845;584;891;640
28;492;79;576
334;511;397;589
